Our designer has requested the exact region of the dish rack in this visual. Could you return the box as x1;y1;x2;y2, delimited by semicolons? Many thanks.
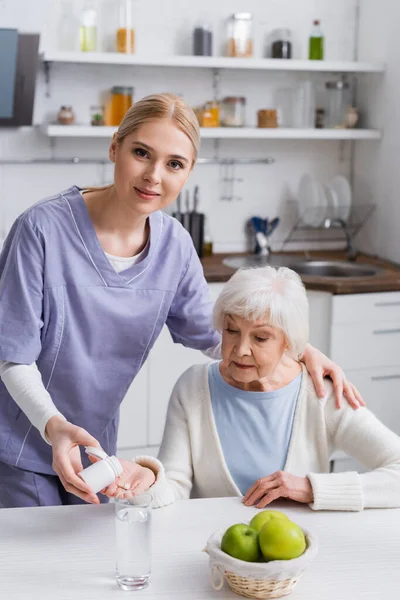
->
281;202;376;253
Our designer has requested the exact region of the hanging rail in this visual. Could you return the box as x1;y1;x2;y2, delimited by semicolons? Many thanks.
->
0;157;275;166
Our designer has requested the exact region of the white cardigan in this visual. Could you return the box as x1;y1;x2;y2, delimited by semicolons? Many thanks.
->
136;363;400;511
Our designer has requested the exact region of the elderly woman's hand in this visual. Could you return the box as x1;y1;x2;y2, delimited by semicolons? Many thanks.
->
88;456;156;498
301;343;366;410
242;471;314;508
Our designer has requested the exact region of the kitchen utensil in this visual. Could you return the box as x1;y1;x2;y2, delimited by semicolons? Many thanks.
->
190;186;204;257
172;192;183;224
265;216;280;236
192;185;199;213
182;190;191;232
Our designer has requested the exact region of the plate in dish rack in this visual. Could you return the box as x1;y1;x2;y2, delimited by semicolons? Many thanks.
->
297;174;327;227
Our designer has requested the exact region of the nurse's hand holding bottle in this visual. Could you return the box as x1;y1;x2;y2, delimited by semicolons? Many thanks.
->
45;416;102;504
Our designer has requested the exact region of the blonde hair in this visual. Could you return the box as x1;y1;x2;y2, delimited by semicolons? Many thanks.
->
213;266;309;360
85;93;200;192
117;93;200;162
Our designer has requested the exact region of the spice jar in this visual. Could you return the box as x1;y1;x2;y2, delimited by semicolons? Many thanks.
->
226;13;253;58
57;106;75;125
105;86;133;126
257;109;278;128
221;96;246;127
116;0;135;53
271;28;292;59
78;446;123;494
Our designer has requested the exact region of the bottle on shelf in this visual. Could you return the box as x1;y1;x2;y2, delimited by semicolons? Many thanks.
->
308;19;324;60
80;2;98;52
58;1;79;51
116;0;135;53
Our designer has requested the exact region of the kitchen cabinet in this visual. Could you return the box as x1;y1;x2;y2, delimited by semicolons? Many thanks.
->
329;291;400;471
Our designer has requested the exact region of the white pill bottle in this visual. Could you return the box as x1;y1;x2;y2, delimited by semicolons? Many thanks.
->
78;446;123;493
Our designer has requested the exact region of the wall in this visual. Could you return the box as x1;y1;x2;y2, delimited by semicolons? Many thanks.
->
0;0;358;252
353;0;400;263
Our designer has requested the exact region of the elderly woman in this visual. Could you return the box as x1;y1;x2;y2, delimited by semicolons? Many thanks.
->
99;266;400;511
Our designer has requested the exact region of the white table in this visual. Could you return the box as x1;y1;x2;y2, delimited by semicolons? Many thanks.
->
1;497;399;599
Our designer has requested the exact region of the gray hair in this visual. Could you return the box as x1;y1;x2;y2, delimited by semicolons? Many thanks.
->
213;266;309;359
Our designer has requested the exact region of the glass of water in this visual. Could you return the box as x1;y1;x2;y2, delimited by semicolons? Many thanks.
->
115;492;152;591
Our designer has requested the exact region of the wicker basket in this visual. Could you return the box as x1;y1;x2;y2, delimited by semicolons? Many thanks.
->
205;526;318;599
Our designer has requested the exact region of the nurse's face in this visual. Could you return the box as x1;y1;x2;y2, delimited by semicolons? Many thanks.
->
109;119;195;215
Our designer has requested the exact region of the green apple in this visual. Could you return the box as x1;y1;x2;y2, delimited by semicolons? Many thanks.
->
259;518;306;561
221;523;261;562
249;510;289;533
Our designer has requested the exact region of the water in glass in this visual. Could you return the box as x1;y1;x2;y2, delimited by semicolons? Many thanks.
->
115;495;152;591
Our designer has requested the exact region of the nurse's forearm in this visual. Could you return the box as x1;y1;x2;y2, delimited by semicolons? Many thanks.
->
0;360;66;444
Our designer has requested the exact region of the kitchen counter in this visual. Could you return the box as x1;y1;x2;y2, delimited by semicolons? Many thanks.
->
202;251;400;294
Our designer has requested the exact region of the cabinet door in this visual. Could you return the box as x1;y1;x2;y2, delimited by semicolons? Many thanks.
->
117;363;148;450
330;367;400;473
330;321;400;370
148;282;224;446
307;291;332;356
344;367;400;436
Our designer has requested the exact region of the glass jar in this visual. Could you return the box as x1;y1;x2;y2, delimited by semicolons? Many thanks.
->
221;97;246;127
325;80;350;128
105;86;133;126
226;13;253;58
116;0;135;53
193;21;213;56
271;28;292;59
202;101;220;127
90;105;104;126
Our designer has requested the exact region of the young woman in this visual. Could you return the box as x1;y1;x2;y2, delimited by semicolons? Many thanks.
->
0;93;363;508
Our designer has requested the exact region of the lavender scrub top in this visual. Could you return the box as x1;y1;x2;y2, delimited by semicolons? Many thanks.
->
0;186;220;474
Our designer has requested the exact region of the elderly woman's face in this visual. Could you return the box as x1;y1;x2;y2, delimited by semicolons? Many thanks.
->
221;314;288;383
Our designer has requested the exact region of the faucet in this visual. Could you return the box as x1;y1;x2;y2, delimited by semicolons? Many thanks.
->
324;218;358;261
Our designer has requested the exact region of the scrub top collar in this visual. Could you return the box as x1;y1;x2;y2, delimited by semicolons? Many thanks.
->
60;185;163;287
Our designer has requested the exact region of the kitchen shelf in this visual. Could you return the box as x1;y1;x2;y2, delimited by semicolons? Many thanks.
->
42;125;382;141
42;51;385;73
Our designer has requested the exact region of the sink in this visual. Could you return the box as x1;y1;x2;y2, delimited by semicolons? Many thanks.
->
222;256;384;278
223;254;295;270
284;260;383;278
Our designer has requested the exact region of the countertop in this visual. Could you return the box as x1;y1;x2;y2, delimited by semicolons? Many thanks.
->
1;497;400;599
201;251;400;294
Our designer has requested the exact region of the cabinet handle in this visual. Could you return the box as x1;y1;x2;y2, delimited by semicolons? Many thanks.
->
374;301;400;307
371;374;400;381
373;328;400;335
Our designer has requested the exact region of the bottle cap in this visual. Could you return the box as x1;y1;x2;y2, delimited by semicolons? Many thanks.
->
85;446;109;460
